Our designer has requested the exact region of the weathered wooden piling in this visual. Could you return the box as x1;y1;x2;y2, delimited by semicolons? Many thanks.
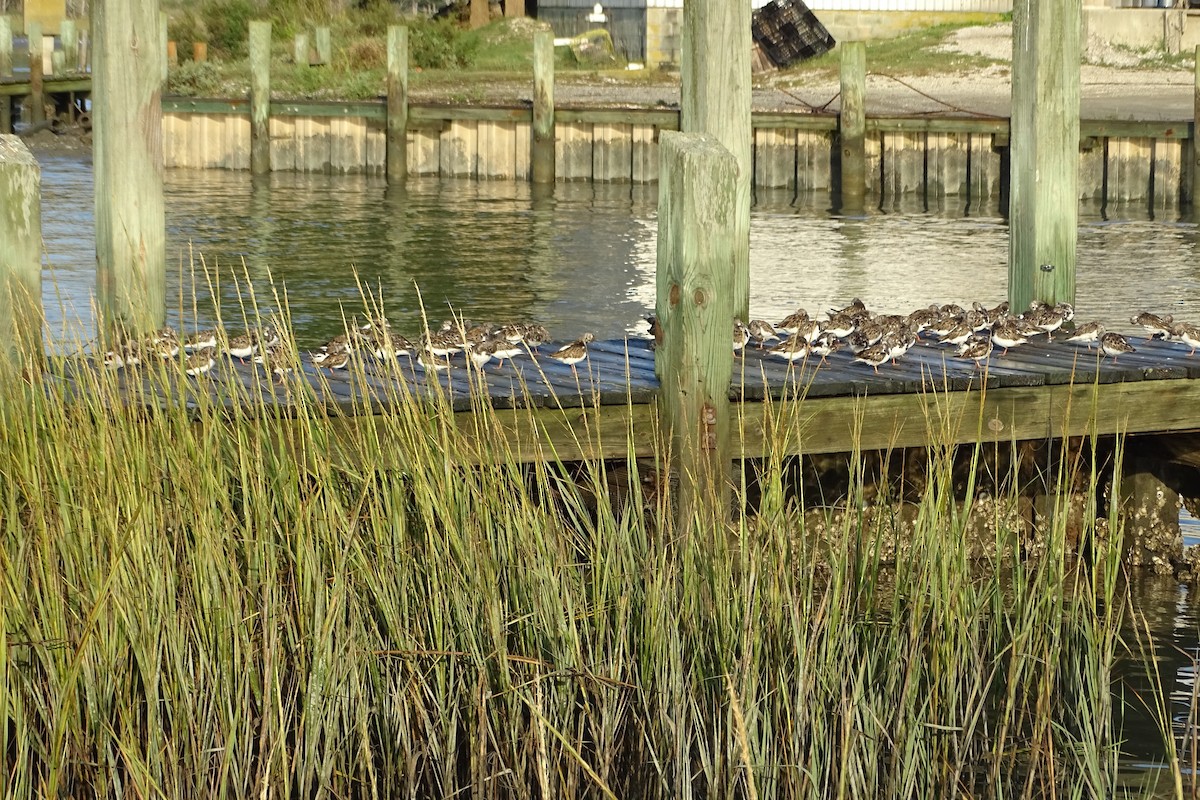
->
249;20;271;175
159;11;168;82
387;25;408;182
166;40;177;69
61;19;78;72
1009;0;1080;312
506;0;526;16
656;131;737;533
193;41;207;62
470;0;489;30
315;26;331;66
1192;44;1200;208
50;49;64;76
839;41;867;211
532;31;554;185
1121;451;1182;572
294;32;309;66
27;22;44;124
92;0;166;333
0;136;43;370
681;0;751;323
0;16;11;78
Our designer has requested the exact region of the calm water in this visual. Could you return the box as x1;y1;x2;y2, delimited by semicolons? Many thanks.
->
37;153;1200;350
34;153;1200;788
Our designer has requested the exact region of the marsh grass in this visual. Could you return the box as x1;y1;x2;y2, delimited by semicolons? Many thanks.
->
0;274;1187;799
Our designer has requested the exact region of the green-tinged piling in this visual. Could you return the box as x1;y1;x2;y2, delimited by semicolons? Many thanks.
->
1009;0;1080;311
27;22;43;124
0;136;42;371
532;31;554;185
61;19;78;71
294;31;309;66
656;131;737;534
681;0;751;322
0;15;11;78
387;25;408;182
92;0;167;334
839;41;867;211
315;25;331;66
249;20;271;175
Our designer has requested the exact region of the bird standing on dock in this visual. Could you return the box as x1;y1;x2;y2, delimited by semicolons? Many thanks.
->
183;329;218;352
853;342;891;374
990;319;1028;356
776;308;809;335
957;335;993;367
547;333;595;368
733;320;751;353
1065;322;1105;348
1170;322;1200;355
1131;311;1173;339
748;319;780;348
1100;332;1135;363
768;335;810;363
223;330;258;361
807;331;842;363
183;347;216;377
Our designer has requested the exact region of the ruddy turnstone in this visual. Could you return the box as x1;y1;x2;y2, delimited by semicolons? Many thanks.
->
1026;306;1065;340
1100;332;1135;363
733;320;751;353
767;336;810;362
853;342;891;374
1065;321;1105;348
748;319;780;348
957;335;993;366
416;347;453;372
823;312;856;339
319;349;352;371
807;331;842;363
183;329;218;352
989;319;1028;356
1131;311;1173;339
223;331;258;360
467;337;497;369
183;347;216;377
776;308;809;335
939;321;974;347
547;333;595;368
1171;322;1200;355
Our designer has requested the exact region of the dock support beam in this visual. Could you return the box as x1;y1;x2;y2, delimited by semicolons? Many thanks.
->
838;41;867;212
28;22;43;125
92;0;166;334
657;132;737;535
506;0;526;17
470;0;489;29
387;25;408;183
532;31;554;185
681;0;751;323
0;136;43;372
1009;0;1080;312
249;20;271;176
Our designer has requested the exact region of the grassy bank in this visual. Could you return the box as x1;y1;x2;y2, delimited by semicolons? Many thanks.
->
0;286;1185;798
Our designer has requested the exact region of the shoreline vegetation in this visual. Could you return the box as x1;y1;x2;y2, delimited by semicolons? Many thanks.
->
0;271;1194;797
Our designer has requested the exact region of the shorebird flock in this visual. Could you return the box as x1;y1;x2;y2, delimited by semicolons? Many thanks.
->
719;300;1190;372
99;316;598;380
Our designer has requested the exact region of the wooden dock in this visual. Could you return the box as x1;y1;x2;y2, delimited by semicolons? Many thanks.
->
61;332;1200;463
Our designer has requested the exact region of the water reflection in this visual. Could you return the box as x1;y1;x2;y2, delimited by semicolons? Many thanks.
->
38;155;1200;351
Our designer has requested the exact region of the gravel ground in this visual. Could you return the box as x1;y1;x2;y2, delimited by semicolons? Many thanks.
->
409;22;1195;121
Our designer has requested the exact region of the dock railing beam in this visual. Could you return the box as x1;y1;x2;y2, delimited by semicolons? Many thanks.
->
838;41;867;212
1009;0;1080;312
249;20;271;175
387;25;408;183
656;131;737;536
92;0;166;335
681;0;751;323
532;31;554;185
0;136;43;373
